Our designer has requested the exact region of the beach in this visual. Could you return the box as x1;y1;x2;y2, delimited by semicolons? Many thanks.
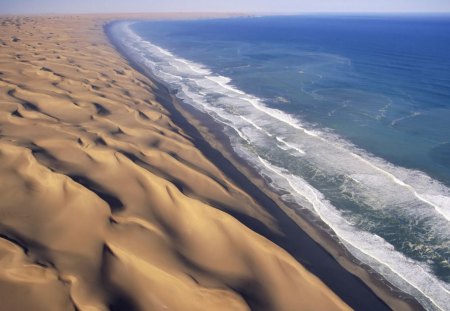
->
0;14;422;310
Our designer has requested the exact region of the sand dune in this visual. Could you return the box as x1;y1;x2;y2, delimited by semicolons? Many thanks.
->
0;15;352;310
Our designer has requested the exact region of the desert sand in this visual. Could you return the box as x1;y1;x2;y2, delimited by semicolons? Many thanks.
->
0;14;356;311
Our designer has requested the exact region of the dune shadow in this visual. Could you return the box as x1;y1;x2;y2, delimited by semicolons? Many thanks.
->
68;174;124;212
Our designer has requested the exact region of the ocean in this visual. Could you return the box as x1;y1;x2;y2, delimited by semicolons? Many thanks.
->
109;15;450;310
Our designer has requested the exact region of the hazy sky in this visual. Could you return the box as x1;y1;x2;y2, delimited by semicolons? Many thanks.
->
2;0;450;14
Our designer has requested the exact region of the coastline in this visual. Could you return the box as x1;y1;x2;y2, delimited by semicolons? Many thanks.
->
104;17;425;311
0;12;426;310
0;13;350;311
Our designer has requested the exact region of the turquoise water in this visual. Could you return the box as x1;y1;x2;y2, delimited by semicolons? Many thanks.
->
111;16;450;310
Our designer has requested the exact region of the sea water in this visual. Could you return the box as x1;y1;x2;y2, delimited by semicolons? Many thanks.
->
110;16;450;310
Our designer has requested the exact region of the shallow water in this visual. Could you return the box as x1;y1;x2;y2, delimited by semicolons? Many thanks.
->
111;16;450;310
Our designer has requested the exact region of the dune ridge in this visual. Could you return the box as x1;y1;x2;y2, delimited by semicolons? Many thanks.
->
0;15;351;310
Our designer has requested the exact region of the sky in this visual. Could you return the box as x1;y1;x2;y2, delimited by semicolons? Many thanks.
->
1;0;450;15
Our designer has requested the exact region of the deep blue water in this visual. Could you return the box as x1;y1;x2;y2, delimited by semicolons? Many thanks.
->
132;16;450;186
111;16;450;310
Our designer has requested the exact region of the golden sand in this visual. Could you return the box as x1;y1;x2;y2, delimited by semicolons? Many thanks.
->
0;15;351;310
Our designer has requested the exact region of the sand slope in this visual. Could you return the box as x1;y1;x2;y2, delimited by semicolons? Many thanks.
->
0;15;350;310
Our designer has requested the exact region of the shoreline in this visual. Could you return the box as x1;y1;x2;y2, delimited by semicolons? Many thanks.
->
0;13;353;311
104;18;424;310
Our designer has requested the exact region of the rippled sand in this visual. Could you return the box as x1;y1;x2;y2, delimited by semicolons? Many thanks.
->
0;15;350;311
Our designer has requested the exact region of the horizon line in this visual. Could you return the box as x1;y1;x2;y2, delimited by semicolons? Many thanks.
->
1;11;450;17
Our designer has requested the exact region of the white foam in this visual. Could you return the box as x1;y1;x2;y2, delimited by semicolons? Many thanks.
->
240;115;262;131
257;157;450;311
275;136;305;155
205;75;246;95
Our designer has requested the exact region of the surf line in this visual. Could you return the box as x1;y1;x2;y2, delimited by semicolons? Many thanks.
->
258;156;448;311
232;87;449;221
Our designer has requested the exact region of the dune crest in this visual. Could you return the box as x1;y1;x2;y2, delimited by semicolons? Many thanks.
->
0;15;350;310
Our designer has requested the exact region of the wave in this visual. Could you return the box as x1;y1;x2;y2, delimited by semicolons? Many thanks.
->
110;21;450;311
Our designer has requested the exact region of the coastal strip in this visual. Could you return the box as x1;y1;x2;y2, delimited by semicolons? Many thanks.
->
105;15;426;311
0;13;420;311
